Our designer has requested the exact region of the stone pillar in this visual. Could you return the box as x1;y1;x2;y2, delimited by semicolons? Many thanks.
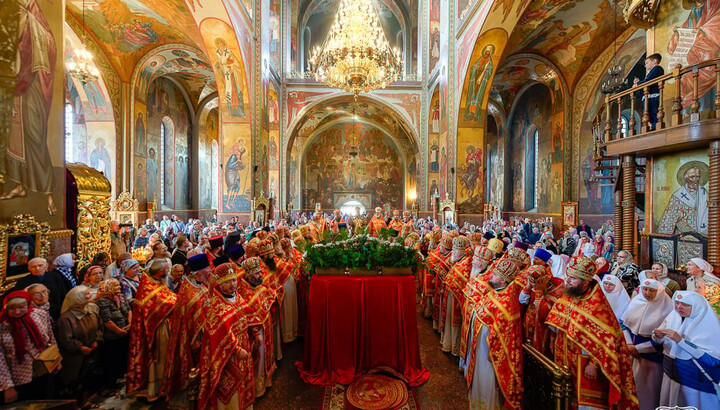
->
622;155;636;256
614;190;623;252
708;141;720;270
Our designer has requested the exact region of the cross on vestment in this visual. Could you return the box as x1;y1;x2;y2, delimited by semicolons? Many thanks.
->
680;192;692;201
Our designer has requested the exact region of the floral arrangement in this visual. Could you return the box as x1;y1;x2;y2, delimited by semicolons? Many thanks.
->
303;231;421;277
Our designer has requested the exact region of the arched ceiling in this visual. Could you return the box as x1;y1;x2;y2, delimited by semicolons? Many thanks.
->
500;0;632;89
288;96;419;158
66;0;206;81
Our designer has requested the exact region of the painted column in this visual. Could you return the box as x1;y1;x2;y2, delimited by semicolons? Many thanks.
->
614;190;623;252
622;154;636;255
708;141;720;270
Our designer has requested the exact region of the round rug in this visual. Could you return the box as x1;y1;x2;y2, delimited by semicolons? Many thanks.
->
346;374;407;410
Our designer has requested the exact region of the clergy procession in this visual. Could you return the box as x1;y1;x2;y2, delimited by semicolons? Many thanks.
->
1;208;719;409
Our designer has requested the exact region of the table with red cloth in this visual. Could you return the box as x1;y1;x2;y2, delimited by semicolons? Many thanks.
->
296;275;429;386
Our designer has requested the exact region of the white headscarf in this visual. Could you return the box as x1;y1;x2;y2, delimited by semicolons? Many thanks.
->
659;291;720;360
620;278;673;336
61;285;92;320
601;275;630;321
690;257;713;275
549;254;567;279
582;242;596;258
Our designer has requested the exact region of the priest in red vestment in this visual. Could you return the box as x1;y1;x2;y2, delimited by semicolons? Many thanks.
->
546;256;639;409
238;257;278;397
464;258;524;409
308;213;328;243
329;210;342;233
433;232;461;329
162;253;211;406
197;263;255;410
518;263;563;356
388;210;404;231
439;236;471;353
127;259;177;401
423;232;451;319
258;240;285;361
367;207;388;237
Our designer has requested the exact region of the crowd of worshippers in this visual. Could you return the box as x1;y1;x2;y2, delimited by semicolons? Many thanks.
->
420;222;720;410
1;211;719;409
0;218;309;407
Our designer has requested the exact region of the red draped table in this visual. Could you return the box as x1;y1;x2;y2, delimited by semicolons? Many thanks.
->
296;275;429;386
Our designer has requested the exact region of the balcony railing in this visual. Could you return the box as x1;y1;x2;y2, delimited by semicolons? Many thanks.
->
592;57;720;158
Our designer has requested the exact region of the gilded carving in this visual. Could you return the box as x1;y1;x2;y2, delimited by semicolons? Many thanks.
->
76;195;112;271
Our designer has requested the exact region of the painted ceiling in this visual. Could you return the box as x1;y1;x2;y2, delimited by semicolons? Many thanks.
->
502;0;632;89
490;56;564;114
66;0;206;80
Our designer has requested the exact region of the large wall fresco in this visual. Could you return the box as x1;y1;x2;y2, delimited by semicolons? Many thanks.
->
65;0;205;81
456;28;507;213
485;110;505;210
652;149;710;237
0;0;65;227
507;83;556;212
199;105;220;210
134;77;192;210
302;124;404;210
655;0;720;114
428;89;442;202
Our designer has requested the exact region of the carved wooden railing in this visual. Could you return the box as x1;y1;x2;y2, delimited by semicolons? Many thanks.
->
593;57;720;156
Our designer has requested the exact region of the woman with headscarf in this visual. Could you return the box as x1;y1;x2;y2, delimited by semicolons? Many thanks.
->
685;257;720;315
81;265;104;298
601;275;631;323
119;259;141;303
594;257;611;280
593;233;604;257
25;284;50;314
0;290;57;403
549;253;567;279
650;263;680;297
610;250;640;293
620;277;674;410
653;291;720;409
95;279;131;387
55;286;103;399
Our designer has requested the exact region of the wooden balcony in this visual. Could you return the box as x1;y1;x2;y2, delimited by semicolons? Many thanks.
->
593;57;720;158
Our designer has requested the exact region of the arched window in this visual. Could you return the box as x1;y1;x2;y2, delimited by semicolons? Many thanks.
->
64;102;74;163
211;140;219;210
525;126;538;211
533;128;539;210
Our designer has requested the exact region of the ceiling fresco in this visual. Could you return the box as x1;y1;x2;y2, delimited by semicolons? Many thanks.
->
66;0;206;80
502;0;632;88
490;56;564;114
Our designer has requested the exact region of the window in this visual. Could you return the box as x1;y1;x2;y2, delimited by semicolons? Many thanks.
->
534;129;539;210
340;200;365;216
620;116;629;138
525;126;538;211
160;120;166;207
64;103;73;163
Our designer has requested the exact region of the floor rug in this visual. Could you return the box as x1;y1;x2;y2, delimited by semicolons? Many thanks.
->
322;383;418;410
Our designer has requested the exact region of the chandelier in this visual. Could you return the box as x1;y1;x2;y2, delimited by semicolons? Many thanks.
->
601;0;625;94
68;0;99;84
310;0;402;97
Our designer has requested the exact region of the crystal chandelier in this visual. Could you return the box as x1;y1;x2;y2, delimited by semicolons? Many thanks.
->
310;0;402;97
68;0;99;84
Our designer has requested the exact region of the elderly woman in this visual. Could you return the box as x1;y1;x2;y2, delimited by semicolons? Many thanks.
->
25;284;50;314
649;263;680;297
685;257;720;315
81;265;104;298
653;291;720;409
0;291;58;403
601;275;631;323
621;277;674;410
119;259;141;303
609;250;640;293
95;279;131;387
56;286;103;397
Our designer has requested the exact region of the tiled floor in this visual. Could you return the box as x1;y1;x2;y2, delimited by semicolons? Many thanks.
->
93;304;469;409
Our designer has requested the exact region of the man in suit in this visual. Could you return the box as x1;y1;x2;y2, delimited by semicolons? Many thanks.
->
634;53;664;129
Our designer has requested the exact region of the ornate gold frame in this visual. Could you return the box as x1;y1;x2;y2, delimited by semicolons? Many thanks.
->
110;191;140;227
561;201;578;229
252;195;271;224
0;214;51;291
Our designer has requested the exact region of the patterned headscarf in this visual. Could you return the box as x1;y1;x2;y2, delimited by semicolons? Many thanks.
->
53;253;76;287
0;291;45;362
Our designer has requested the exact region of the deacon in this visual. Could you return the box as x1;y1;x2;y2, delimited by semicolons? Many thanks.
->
162;254;211;406
197;263;255;410
127;259;177;401
464;258;524;410
546;256;638;409
368;207;388;237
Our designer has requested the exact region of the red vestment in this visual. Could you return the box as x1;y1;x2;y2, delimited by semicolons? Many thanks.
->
464;280;524;409
127;274;177;396
433;257;458;323
162;278;208;399
308;220;328;242
237;278;277;381
545;284;639;409
367;215;388;237
197;287;255;409
441;255;473;329
289;248;309;335
523;276;563;355
388;218;403;231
